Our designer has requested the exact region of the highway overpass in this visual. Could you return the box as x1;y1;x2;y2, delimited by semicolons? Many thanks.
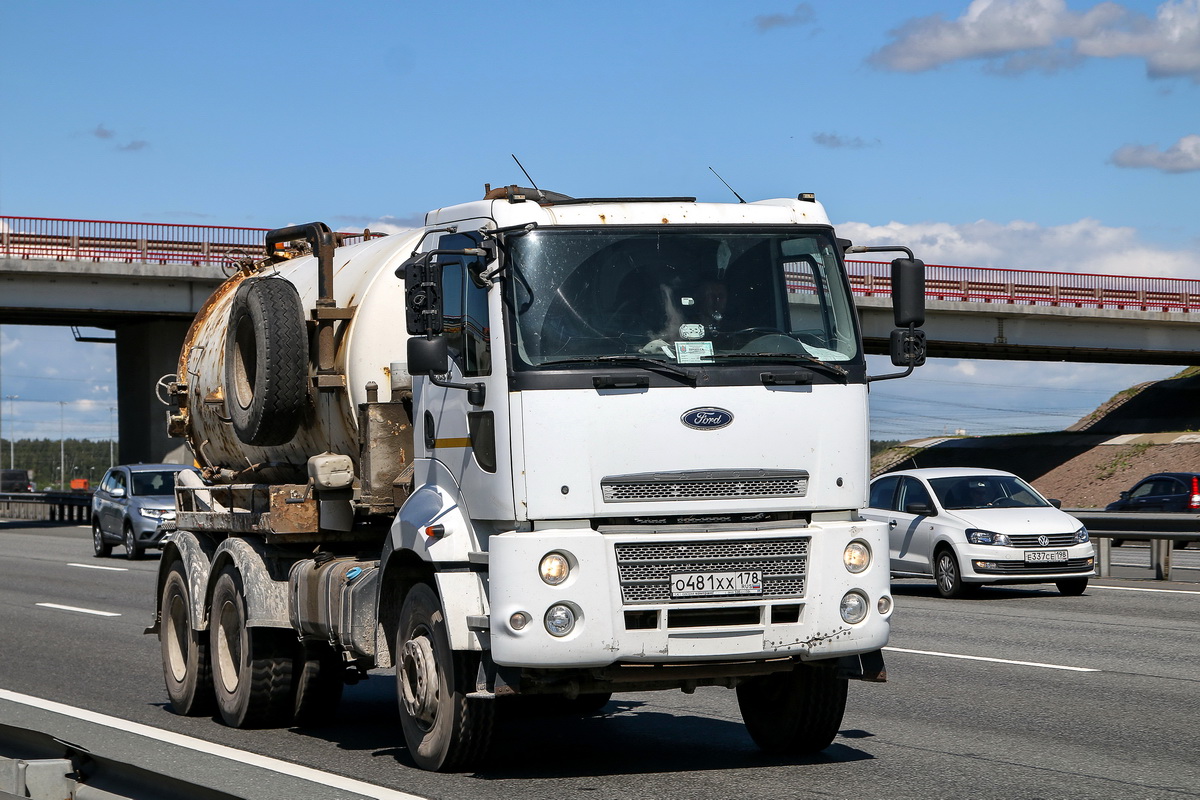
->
3;215;1198;461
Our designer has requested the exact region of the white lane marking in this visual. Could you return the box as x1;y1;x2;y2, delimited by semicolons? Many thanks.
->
1088;584;1200;596
68;562;129;572
884;646;1099;672
35;603;121;617
0;689;425;800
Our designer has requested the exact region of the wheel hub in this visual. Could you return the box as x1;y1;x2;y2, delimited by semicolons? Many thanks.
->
400;635;439;726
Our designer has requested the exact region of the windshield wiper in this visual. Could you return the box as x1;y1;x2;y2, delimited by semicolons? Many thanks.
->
707;352;848;382
539;355;697;385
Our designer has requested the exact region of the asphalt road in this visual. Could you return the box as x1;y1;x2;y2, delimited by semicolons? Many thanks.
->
2;521;1199;800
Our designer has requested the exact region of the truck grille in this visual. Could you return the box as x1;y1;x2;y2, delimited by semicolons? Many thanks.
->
1006;533;1079;547
614;537;809;603
601;469;808;503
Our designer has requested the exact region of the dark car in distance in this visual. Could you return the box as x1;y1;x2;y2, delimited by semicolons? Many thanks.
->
1105;472;1200;549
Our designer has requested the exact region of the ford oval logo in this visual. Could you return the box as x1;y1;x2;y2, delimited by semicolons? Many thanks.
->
681;407;734;430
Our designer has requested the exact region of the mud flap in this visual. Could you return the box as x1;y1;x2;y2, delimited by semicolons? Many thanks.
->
837;649;887;682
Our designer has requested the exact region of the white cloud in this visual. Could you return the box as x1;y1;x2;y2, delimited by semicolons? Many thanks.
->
1110;134;1200;172
836;216;1200;277
869;0;1200;82
755;3;816;32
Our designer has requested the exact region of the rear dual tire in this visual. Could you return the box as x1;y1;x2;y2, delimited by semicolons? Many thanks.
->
210;566;295;728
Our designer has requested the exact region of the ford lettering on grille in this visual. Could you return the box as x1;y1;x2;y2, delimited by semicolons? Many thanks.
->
681;407;733;430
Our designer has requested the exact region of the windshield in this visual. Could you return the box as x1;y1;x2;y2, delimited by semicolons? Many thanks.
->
505;228;860;368
131;470;183;497
929;475;1051;510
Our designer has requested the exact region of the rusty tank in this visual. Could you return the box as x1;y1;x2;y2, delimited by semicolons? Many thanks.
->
171;225;423;482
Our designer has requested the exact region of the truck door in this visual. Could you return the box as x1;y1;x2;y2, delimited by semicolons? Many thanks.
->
417;232;515;520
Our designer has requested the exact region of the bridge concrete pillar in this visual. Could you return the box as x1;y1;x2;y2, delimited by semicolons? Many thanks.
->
114;320;191;465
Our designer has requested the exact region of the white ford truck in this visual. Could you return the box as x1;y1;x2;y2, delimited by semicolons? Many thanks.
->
151;184;926;771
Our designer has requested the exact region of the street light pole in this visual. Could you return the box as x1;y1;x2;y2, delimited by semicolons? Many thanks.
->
59;400;66;491
4;396;16;470
109;406;116;468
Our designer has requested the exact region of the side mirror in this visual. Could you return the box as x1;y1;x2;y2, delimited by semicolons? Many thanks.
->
110;486;127;499
1047;498;1062;509
891;258;925;328
402;253;444;336
407;336;449;376
1119;491;1130;500
889;328;927;367
905;501;934;516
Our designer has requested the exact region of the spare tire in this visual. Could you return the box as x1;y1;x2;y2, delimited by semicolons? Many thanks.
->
224;277;309;446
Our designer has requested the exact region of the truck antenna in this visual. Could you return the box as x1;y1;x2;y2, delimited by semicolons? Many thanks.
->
708;167;746;204
511;154;545;201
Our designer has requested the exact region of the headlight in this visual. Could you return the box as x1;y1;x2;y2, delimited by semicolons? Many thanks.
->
966;528;1011;546
539;552;570;585
840;591;869;624
139;507;173;520
843;541;871;573
544;604;577;637
1074;526;1090;543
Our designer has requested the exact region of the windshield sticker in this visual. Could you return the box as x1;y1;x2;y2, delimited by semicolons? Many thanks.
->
679;323;705;340
676;342;714;363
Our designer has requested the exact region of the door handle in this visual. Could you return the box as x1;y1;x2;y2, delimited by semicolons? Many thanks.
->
889;519;897;529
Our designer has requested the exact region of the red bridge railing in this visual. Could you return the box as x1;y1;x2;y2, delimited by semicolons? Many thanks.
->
0;216;377;267
3;216;1198;312
846;260;1200;313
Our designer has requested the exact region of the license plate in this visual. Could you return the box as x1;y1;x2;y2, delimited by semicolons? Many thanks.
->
1024;550;1068;563
670;571;763;599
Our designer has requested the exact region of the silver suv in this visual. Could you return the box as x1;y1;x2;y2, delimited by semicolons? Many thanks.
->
91;463;198;559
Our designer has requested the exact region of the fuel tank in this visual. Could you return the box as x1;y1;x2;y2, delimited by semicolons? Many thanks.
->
176;230;422;475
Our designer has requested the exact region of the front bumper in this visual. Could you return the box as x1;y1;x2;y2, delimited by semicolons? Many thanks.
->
960;542;1095;582
488;519;893;669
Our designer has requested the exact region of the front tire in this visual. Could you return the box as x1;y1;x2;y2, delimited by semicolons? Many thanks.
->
92;519;112;558
160;560;214;716
1056;577;1088;596
396;583;493;772
209;566;294;728
124;523;143;560
934;547;968;599
737;662;848;754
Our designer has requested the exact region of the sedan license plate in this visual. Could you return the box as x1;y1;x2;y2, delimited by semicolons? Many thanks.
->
670;571;763;599
1024;549;1068;563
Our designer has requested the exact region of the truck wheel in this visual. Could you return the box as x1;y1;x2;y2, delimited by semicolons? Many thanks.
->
224;277;308;447
92;519;112;558
737;662;848;755
210;566;295;728
160;560;215;716
293;640;344;726
124;523;144;560
396;583;494;771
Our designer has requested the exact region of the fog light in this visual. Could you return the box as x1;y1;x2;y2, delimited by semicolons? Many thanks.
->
840;591;868;624
539;552;570;586
877;595;893;615
545;604;576;637
509;612;530;631
843;541;871;573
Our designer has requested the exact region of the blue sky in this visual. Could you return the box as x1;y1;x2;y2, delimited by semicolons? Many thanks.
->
1;0;1198;443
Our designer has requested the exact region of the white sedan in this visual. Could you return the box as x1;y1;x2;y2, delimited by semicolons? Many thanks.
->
864;467;1095;598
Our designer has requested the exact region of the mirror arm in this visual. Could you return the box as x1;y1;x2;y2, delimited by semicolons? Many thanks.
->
427;373;486;406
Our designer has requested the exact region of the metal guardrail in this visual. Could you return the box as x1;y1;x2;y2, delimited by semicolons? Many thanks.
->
1067;510;1199;581
0;722;239;800
0;492;91;523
